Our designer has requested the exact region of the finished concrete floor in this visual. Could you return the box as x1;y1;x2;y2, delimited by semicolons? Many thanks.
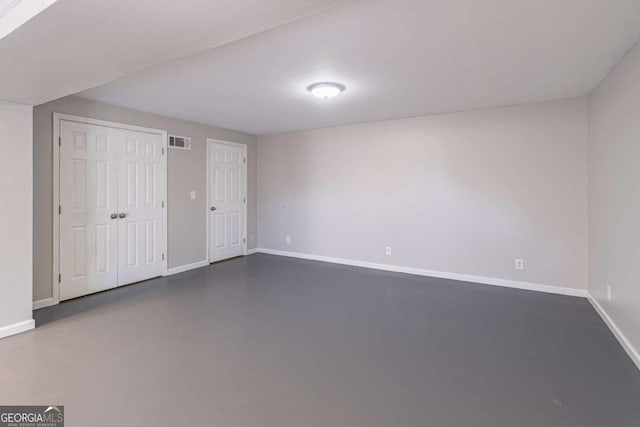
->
1;254;639;426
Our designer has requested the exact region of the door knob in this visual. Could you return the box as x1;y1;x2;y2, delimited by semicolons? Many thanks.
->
210;207;217;211
118;213;127;218
110;213;118;219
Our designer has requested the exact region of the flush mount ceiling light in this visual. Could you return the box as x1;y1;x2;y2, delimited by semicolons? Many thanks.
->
307;82;346;99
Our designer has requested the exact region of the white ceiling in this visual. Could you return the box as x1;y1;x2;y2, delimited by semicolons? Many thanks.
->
0;0;347;104
79;0;640;135
6;0;640;135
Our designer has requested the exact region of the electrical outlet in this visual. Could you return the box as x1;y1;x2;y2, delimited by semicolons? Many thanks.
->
250;235;256;243
385;246;392;256
606;285;612;301
285;235;291;244
515;259;524;270
190;191;196;200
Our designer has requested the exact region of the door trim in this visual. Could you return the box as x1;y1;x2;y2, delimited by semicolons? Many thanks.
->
205;138;248;263
46;113;168;309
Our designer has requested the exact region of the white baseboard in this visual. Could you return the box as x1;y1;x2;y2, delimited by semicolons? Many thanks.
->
255;248;588;298
166;260;209;276
588;295;640;371
0;319;35;339
247;248;259;255
33;297;56;310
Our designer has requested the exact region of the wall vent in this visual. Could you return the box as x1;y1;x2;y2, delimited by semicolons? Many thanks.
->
168;135;191;150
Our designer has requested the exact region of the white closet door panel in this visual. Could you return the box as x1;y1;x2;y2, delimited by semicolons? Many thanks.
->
59;121;119;300
117;131;164;286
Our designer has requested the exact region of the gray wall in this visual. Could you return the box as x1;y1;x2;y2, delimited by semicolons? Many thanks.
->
258;98;588;291
33;96;257;302
588;40;640;357
0;101;33;332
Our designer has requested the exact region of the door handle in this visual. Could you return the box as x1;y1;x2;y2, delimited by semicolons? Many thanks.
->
118;213;127;218
110;213;118;219
210;207;217;211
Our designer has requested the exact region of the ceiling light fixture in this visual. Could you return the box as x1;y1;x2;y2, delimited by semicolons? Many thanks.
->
307;82;345;99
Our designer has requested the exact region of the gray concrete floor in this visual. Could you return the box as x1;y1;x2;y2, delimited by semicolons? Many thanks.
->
1;254;639;426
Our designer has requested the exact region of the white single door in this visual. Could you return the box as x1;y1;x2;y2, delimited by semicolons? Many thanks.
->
60;120;119;300
208;141;246;262
59;120;165;300
117;129;165;285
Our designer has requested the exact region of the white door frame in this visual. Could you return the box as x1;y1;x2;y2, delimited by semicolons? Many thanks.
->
206;138;248;262
43;113;168;309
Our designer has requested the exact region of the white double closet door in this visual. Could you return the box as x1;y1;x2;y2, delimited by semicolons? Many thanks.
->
59;119;165;301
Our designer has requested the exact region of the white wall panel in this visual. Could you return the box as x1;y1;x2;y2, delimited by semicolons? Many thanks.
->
258;98;588;291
